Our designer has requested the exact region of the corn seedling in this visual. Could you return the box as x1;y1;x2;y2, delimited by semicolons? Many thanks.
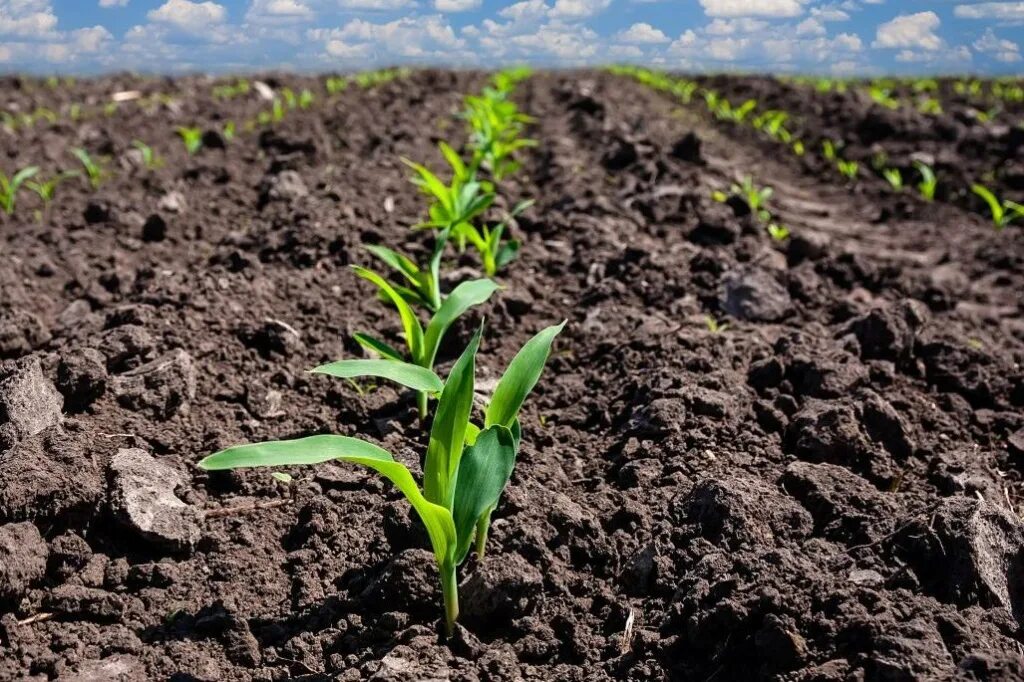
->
325;76;348;95
346;265;499;419
971;184;1024;231
25;171;78;215
767;223;790;241
822;139;839;163
71;148;106;189
132;140;163;170
837;159;859;181
298;89;315;109
199;322;564;636
882;168;903;191
915;162;937;201
177;127;203;155
365;231;450;312
730;176;773;223
868;86;899;110
460;199;533;277
705;316;728;333
463;76;536;182
792;140;805;156
223;121;236;142
0;166;39;214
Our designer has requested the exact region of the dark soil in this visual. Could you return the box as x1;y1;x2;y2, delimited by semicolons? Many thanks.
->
2;69;1024;681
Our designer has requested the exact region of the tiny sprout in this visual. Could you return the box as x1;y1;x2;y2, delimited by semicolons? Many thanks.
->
71;148;106;190
767;223;790;241
0;165;40;214
25;171;79;213
730;176;773;219
298;89;314;109
270;472;292;484
915;162;937;201
132;140;164;170
200;323;564;637
882;168;903;191
177;126;203;155
705;316;728;333
222;120;236;142
836;159;859;180
792;140;805;156
712;190;728;203
822;139;838;163
971;184;1024;231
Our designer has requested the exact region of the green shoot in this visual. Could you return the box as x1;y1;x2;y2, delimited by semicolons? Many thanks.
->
822;139;838;163
971;184;1024;231
767;223;790;241
71;148;106;189
223;121;236;142
705;316;728;333
882;168;903;191
364;230;450;312
792;140;805;156
199;322;564;637
298;89;314;109
343;266;499;419
25;171;78;215
730;176;773;221
915;162;937;201
177;126;203;155
456;199;533;277
132;140;164;170
0;166;40;214
837;159;859;180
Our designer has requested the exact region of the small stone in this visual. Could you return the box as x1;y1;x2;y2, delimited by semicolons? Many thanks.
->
43;584;126;621
0;356;63;447
112;349;197;420
0;310;51;359
48;532;92;581
0;522;48;599
719;267;792;322
61;654;144;682
158;191;186;214
108;448;200;551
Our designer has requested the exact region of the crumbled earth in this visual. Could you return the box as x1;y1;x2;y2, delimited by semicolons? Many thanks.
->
1;70;1023;680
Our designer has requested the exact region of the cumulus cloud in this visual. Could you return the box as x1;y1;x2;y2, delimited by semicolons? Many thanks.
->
616;21;669;44
99;0;130;6
795;17;825;36
311;14;465;60
549;0;611;18
954;2;1024;20
435;0;481;11
0;0;59;37
337;0;415;7
699;0;807;18
973;27;1021;62
148;0;227;31
245;0;314;24
873;11;942;51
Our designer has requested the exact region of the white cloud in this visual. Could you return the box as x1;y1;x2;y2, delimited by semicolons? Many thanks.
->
954;2;1024;20
71;25;113;51
0;44;10;61
504;22;598;58
549;0;610;18
895;45;971;63
973;28;1021;62
245;0;313;24
435;0;481;10
148;0;227;31
0;0;59;37
873;11;941;50
704;18;768;34
616;21;668;43
833;32;862;51
699;0;807;18
338;0;414;7
795;17;825;35
99;0;130;6
810;5;848;21
609;44;643;58
312;15;464;59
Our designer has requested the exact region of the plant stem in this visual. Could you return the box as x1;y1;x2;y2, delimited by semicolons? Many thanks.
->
475;508;493;560
417;390;428;422
440;560;459;637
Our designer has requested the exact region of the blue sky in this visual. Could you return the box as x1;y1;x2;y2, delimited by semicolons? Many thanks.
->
1;1;1022;75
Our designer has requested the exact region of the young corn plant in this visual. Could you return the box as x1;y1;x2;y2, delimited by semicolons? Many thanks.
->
767;223;790;241
0;166;39;215
971;184;1024;231
343;265;499;419
71;148;106;189
25;171;78;218
730;176;773;223
463;88;536;181
132;140;164;170
915;162;937;201
882;168;903;191
178;127;203;155
364;230;450;312
837;159;859;181
199;322;564;636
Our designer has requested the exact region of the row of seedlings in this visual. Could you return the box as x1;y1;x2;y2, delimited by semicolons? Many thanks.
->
199;68;566;636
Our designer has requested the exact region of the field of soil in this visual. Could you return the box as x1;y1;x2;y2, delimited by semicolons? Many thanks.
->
2;69;1024;681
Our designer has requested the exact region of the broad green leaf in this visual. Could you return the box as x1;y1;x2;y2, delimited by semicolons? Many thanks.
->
424;326;481;507
353;332;405;362
423;279;499;367
352;266;424;362
11;166;39;188
402;158;452;212
495;240;521;270
311;359;443;393
365;245;420;284
199;435;456;565
439;141;468;182
451;425;516;564
485;322;566;429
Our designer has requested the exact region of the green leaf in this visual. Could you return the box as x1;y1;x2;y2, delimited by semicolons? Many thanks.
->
365;245;421;284
353;332;405;362
311;359;443;393
485;322;566;429
439;141;468;182
424;326;481;507
352;266;424;362
423;279;499;368
451;425;516;564
402;158;453;212
11;166;39;188
495;239;520;270
199;435;456;565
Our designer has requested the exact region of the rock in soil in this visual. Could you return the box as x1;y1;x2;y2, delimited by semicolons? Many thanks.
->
107;448;200;551
0;521;48;600
0;356;63;448
111;349;197;419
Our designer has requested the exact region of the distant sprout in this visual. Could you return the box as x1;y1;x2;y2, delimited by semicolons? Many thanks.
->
917;97;943;115
792;140;805;156
132;140;163;170
711;189;728;203
325;76;348;95
222;120;236;142
25;171;78;213
298;89;314;109
32;107;57;125
0;166;40;215
971;184;1024;231
71;148;106;189
280;87;297;110
69;103;82;121
103;101;118;117
915;162;937;201
730;176;773;221
836;159;859;180
868;85;899;110
705;316;728;333
882;168;903;191
767;223;790;241
822;139;838;162
871;151;888;171
177;126;203;155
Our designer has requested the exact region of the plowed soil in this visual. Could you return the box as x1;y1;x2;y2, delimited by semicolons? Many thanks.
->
2;70;1024;681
